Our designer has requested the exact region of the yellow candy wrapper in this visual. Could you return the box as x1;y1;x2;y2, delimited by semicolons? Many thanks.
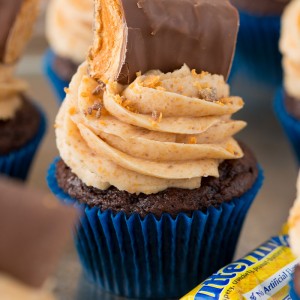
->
181;235;299;300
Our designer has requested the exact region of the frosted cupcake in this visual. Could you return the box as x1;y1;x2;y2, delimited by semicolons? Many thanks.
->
230;0;290;86
0;0;46;180
44;0;93;102
47;0;263;298
274;0;300;164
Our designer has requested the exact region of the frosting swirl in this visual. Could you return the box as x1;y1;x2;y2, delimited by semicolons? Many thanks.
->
46;0;93;64
280;0;300;99
56;64;246;194
0;64;27;120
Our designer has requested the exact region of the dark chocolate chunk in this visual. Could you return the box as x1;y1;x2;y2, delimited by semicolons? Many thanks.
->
284;91;300;120
0;96;40;155
56;143;258;218
230;0;290;15
89;0;239;84
0;176;78;287
0;0;23;62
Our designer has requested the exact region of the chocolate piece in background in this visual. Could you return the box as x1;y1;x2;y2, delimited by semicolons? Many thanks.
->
230;0;290;15
0;0;39;64
294;265;300;297
89;0;239;84
0;176;78;288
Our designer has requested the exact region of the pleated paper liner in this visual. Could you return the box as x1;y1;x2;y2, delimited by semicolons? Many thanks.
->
43;49;69;103
274;88;300;165
0;107;46;180
230;11;282;87
47;158;263;299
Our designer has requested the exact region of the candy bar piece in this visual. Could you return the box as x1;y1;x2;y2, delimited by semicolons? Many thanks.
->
0;176;78;288
88;0;239;84
0;0;39;64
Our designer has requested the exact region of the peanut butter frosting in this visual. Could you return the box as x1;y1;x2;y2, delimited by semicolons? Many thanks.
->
0;274;55;300
56;63;246;194
280;0;300;99
289;172;300;257
46;0;93;64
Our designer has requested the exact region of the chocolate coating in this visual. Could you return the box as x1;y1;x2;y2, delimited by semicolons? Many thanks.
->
56;143;258;218
0;96;40;155
230;0;290;15
0;0;23;61
284;91;300;120
90;0;239;83
0;176;78;287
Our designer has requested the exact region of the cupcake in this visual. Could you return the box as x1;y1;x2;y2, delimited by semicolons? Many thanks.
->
47;0;263;298
0;0;46;180
0;176;78;299
288;173;300;299
230;0;290;86
274;0;300;164
44;0;93;102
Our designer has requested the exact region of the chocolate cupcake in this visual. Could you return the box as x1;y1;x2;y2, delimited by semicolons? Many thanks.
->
274;0;300;164
47;0;263;298
44;0;93;102
0;0;46;180
230;0;290;86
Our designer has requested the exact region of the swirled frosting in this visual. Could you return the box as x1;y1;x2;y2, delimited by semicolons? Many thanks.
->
56;63;246;194
289;171;300;257
46;0;93;64
280;0;300;99
0;64;27;120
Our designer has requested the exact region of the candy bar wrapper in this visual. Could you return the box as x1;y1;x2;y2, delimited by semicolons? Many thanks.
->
0;107;46;180
47;158;263;299
230;11;282;87
274;88;300;165
43;49;69;103
182;235;299;300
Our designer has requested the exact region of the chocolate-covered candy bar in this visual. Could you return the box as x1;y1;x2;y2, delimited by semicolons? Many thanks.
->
0;176;78;288
88;0;239;84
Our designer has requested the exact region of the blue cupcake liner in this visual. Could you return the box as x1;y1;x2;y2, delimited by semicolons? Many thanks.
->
0;106;46;180
230;11;282;87
47;158;263;299
43;49;69;103
274;88;300;164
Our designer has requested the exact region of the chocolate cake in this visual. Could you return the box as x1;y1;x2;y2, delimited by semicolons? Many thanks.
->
284;91;300;120
56;143;258;218
0;96;40;155
52;54;78;82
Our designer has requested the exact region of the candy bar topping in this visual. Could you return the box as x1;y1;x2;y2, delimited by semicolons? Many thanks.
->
0;0;39;120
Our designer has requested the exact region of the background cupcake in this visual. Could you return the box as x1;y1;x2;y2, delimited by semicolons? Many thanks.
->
230;0;290;87
274;0;300;164
48;0;263;298
44;0;93;102
0;0;46;180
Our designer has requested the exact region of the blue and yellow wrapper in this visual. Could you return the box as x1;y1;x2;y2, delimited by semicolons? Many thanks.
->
274;88;300;165
0;107;46;180
47;158;263;299
182;235;299;300
230;11;282;87
43;49;69;103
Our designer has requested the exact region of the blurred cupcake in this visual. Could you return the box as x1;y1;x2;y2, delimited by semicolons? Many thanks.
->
0;0;46;180
44;0;93;102
274;0;300;164
47;0;263;298
230;0;290;86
